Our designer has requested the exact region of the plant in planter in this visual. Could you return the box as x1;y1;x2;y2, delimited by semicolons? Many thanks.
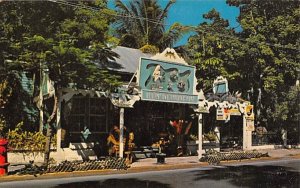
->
203;131;218;142
186;134;198;155
189;134;198;142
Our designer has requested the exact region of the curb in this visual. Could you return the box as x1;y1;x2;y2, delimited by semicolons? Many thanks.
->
0;156;299;183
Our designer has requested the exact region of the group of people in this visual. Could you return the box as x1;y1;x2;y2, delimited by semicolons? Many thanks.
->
107;125;135;156
107;117;193;157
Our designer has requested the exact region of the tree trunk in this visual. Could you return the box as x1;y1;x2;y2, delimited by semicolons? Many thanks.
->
43;94;58;166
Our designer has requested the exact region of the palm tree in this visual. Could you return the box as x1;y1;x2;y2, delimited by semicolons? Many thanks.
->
114;0;190;51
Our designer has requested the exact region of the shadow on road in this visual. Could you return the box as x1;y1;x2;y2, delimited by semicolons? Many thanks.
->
53;178;171;188
192;165;299;187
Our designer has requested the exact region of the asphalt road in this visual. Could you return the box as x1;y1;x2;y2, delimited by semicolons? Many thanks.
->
1;159;299;188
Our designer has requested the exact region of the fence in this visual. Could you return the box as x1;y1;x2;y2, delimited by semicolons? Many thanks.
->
9;157;128;176
200;149;269;165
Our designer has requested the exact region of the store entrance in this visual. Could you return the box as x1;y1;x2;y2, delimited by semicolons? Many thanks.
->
202;107;243;151
124;101;198;157
219;116;243;151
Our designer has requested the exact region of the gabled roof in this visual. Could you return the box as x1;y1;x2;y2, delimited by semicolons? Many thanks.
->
107;46;152;74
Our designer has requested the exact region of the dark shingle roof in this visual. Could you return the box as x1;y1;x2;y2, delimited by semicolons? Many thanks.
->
107;46;153;74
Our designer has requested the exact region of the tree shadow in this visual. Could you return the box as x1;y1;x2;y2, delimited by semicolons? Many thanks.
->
192;165;299;187
53;178;171;188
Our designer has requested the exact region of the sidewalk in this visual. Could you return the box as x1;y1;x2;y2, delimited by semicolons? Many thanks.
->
259;148;300;158
131;156;199;168
130;148;300;169
3;148;300;182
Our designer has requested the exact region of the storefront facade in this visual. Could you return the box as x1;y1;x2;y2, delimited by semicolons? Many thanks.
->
55;47;254;161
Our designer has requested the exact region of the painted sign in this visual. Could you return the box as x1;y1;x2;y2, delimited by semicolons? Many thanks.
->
216;108;224;120
246;119;255;131
224;108;231;121
216;108;230;121
138;58;198;104
142;90;198;104
245;105;254;120
229;108;241;116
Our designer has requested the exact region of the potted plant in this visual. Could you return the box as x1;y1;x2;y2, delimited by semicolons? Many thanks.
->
203;131;219;149
203;131;218;142
186;134;198;155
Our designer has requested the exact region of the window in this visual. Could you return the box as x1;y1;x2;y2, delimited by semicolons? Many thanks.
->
214;83;227;94
67;96;108;133
89;97;107;132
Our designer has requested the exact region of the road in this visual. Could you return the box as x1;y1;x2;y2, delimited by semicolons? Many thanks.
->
1;159;299;188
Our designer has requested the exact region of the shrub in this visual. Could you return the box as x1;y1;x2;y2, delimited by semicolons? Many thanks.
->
7;122;56;152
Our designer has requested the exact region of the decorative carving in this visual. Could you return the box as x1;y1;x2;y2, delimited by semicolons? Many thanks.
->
110;93;140;108
143;63;191;93
151;48;187;65
59;88;107;103
109;86;140;108
198;99;252;119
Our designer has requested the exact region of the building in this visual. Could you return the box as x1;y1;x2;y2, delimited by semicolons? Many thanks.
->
53;46;255;162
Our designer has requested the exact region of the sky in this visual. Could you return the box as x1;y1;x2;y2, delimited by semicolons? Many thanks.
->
108;0;240;46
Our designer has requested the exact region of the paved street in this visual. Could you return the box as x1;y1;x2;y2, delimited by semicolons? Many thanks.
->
1;158;299;188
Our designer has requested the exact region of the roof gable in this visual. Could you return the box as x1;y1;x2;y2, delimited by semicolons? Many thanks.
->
107;46;152;74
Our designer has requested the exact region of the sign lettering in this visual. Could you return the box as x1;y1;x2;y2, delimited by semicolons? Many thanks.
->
142;90;198;104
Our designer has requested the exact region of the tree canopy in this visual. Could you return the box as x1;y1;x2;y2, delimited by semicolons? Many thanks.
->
0;0;121;130
114;0;190;51
187;0;300;139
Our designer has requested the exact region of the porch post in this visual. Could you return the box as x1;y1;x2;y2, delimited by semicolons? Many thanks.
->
56;93;62;150
242;115;252;150
214;126;220;152
198;113;203;160
39;68;44;133
119;107;124;158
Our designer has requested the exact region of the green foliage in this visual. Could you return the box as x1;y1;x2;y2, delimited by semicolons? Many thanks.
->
189;134;198;141
274;85;300;122
114;0;190;50
7;122;57;151
0;1;120;89
0;1;121;130
187;1;300;135
186;8;238;91
140;44;159;54
0;115;6;138
0;79;12;108
273;85;300;143
203;131;218;142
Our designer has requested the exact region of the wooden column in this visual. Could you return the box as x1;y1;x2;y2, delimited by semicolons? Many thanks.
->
198;113;203;160
56;96;62;150
242;115;252;150
119;107;124;158
39;65;44;133
214;126;220;152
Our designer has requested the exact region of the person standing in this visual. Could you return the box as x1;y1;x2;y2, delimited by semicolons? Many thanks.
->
107;125;120;156
281;129;287;148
